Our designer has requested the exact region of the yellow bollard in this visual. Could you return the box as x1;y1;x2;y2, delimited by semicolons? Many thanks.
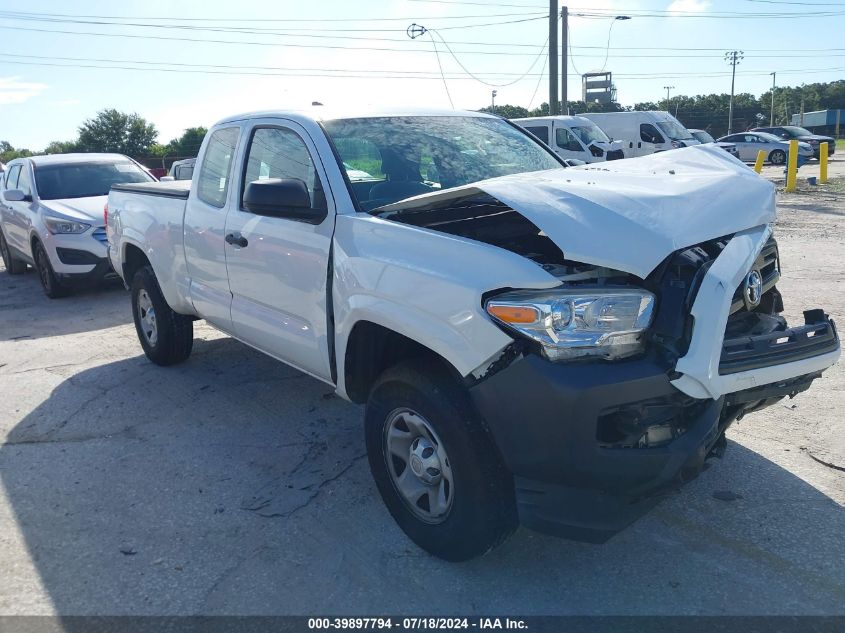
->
820;142;829;184
785;139;798;192
754;150;766;173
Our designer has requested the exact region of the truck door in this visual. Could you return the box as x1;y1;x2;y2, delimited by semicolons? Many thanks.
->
554;125;589;161
183;125;242;330
224;121;335;382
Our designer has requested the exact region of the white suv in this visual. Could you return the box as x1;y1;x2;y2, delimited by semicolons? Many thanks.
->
0;153;153;297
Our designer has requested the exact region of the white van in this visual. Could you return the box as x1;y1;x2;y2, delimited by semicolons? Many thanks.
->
513;115;625;163
581;111;699;157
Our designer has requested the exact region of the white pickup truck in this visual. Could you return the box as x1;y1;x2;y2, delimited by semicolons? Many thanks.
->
107;108;839;561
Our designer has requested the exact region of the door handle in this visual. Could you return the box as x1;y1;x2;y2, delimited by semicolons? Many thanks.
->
225;233;248;248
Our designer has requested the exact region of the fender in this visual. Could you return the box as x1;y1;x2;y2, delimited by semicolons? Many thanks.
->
118;232;194;316
331;213;560;398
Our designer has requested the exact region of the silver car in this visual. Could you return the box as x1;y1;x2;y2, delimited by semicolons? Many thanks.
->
717;131;813;165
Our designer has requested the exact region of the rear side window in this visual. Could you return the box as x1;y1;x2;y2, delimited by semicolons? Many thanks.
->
523;126;549;145
198;127;239;208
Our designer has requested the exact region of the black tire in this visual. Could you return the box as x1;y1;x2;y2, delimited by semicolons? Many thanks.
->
365;358;517;561
130;264;193;366
33;240;69;298
0;229;27;274
769;149;786;165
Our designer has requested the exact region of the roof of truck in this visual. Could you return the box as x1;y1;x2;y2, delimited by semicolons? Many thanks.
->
215;107;496;127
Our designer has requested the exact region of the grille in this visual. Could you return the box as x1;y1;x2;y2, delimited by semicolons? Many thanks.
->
730;236;779;313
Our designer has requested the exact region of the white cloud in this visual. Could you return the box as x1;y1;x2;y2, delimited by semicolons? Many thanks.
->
0;77;47;105
666;0;712;14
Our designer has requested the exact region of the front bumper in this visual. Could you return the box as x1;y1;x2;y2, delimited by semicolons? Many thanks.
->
470;339;834;542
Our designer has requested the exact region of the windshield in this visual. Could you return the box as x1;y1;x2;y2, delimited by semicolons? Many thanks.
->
756;132;783;142
323;116;561;211
692;130;715;144
655;119;694;141
570;123;610;145
35;161;153;200
783;126;812;137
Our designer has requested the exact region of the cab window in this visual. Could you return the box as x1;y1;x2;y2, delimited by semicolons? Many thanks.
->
16;166;33;197
241;126;327;214
640;123;664;144
4;164;21;189
197;127;239;208
555;128;584;152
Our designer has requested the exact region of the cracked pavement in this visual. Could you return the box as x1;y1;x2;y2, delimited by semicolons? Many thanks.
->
1;168;844;615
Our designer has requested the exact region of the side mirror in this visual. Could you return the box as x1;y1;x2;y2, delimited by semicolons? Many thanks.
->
3;189;28;202
243;178;325;224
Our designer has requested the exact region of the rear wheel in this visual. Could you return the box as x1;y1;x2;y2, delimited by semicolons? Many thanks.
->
769;149;786;165
0;230;27;274
33;240;69;298
365;359;517;561
131;264;194;365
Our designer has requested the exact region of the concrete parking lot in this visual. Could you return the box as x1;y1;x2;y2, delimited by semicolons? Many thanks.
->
1;160;844;615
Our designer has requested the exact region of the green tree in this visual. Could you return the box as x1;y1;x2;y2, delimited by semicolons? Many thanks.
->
0;141;33;163
43;140;79;154
172;127;207;158
76;109;158;157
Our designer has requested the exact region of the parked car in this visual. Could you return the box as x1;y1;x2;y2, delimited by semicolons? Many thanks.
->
168;158;196;181
688;129;740;159
513;115;625;162
581;111;700;157
0;153;154;297
107;108;839;561
717;131;813;165
752;125;835;158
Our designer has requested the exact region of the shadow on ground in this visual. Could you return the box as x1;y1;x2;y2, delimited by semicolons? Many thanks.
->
0;267;128;340
1;337;844;615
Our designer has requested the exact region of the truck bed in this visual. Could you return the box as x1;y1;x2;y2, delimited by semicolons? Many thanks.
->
111;180;191;199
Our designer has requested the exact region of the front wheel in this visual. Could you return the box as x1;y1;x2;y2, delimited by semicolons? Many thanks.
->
33;240;69;298
365;359;518;561
769;149;786;165
131;264;194;366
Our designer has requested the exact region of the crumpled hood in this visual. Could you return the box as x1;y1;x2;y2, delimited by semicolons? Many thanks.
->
41;195;107;225
378;144;775;279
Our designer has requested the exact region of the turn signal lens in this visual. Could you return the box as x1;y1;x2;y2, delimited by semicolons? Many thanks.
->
486;304;539;324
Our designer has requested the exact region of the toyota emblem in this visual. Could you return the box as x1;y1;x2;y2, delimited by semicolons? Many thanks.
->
744;269;763;309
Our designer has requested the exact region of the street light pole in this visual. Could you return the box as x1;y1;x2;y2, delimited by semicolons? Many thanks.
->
770;72;776;126
561;5;568;115
663;85;674;110
549;0;559;115
491;90;497;114
725;50;743;134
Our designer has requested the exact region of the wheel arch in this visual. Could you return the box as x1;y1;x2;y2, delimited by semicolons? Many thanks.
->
341;320;465;404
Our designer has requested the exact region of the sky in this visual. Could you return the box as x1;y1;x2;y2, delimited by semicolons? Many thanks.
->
1;0;844;150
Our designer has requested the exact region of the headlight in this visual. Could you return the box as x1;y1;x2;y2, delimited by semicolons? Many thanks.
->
485;288;656;361
44;215;91;234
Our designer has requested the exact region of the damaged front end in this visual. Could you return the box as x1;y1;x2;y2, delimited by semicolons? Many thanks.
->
371;148;839;542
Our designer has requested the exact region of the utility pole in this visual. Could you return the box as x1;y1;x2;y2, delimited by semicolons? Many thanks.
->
663;85;674;110
491;90;497;114
725;50;743;134
561;6;568;115
769;72;776;126
549;0;559;115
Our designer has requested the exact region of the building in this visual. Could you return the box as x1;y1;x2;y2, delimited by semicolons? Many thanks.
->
790;109;843;136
